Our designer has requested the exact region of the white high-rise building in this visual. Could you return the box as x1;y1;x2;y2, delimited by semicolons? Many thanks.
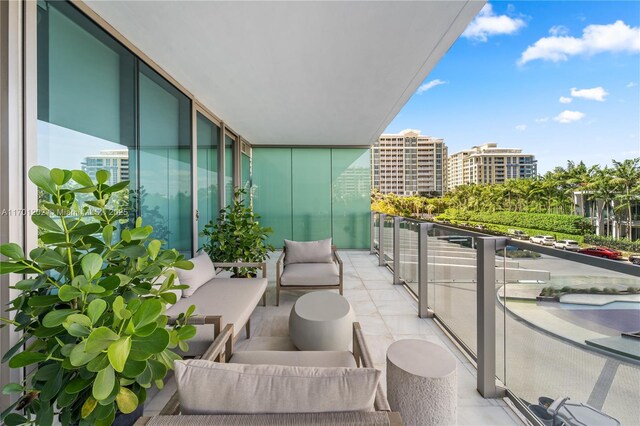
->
82;150;130;185
371;130;447;196
446;143;536;191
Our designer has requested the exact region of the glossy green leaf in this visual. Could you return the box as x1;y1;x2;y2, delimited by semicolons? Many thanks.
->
87;299;107;324
93;365;115;401
70;341;100;367
71;169;94;187
49;168;66;185
8;351;47;368
58;285;82;301
115;387;139;414
65;377;93;394
121;359;146;378
86;327;120;353
132;299;162;330
0;262;26;274
2;383;23;395
42;309;76;328
107;336;131;373
96;170;110;184
87;353;110;373
28;165;57;194
102;225;114;246
147;240;161;260
31;214;62;232
67;323;91;337
130;328;169;360
0;243;24;260
81;253;103;280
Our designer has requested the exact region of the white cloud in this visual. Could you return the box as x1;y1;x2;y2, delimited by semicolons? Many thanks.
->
515;124;527;131
535;117;550;123
549;25;569;37
627;81;638;88
559;96;573;104
553;110;585;123
519;20;640;65
570;86;608;101
462;4;526;42
416;79;447;94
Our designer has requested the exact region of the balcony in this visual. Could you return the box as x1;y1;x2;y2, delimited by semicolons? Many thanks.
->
372;213;640;426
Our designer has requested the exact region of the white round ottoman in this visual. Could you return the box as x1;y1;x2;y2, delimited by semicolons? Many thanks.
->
386;339;457;426
289;291;355;351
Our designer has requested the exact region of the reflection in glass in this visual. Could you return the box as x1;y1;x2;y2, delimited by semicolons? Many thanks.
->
225;134;234;206
197;114;220;249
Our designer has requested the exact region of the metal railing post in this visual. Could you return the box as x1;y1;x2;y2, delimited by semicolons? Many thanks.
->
418;222;434;318
370;211;375;254
393;217;401;284
476;237;507;398
378;214;386;266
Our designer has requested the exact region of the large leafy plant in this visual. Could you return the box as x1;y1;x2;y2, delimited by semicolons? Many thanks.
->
0;166;195;426
201;188;274;277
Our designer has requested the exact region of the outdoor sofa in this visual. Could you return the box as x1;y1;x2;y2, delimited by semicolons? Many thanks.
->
276;238;343;305
135;322;402;425
166;252;268;356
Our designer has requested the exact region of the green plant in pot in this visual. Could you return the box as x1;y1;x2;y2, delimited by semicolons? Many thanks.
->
201;188;275;277
0;166;196;426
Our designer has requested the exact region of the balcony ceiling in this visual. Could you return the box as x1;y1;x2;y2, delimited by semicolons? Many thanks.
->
83;1;483;146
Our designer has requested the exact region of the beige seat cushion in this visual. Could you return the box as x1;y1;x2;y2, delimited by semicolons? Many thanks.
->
167;277;267;355
280;263;339;287
284;239;333;265
177;252;217;297
146;412;394;425
174;359;380;415
229;351;357;368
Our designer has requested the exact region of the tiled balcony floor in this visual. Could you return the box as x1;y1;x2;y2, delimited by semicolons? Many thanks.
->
147;251;526;425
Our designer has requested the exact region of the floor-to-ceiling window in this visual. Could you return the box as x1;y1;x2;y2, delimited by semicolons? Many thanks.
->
37;0;194;256
197;113;220;248
138;64;192;255
224;133;235;206
241;149;251;207
37;0;135;200
253;147;371;249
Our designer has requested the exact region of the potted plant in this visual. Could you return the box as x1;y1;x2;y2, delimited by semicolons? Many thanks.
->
0;166;196;426
201;188;274;277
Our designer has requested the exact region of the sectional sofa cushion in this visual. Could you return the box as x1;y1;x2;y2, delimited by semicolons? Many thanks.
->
177;252;217;297
284;238;333;265
166;277;268;356
280;263;340;286
229;350;357;368
174;359;380;414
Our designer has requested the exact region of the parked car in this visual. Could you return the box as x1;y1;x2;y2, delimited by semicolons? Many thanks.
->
553;240;581;251
530;235;556;245
508;229;528;240
629;254;640;265
578;246;623;260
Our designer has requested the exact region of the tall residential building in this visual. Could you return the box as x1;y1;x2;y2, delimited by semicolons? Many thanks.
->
82;150;130;185
372;130;447;196
446;143;536;191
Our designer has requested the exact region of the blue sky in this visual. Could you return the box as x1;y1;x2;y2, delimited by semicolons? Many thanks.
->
384;1;640;174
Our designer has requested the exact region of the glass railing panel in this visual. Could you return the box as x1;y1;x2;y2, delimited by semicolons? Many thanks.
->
383;215;394;266
429;228;478;354
501;244;640;426
399;220;419;295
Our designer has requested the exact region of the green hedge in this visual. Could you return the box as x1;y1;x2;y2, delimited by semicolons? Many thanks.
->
584;235;640;252
438;209;593;235
445;219;584;243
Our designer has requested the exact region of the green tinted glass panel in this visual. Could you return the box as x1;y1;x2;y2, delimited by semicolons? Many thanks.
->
197;113;219;249
292;149;332;241
225;135;234;206
139;64;192;256
252;148;292;247
242;152;251;207
332;149;371;248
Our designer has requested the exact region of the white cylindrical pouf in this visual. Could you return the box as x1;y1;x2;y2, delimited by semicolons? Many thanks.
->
289;291;355;351
386;339;457;426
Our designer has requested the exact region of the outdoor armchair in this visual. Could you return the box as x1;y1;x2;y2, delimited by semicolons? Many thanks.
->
275;238;343;305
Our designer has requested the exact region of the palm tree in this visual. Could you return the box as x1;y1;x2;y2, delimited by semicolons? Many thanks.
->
589;167;616;236
611;158;640;240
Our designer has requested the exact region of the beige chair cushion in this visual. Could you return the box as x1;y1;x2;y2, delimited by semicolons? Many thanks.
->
229;351;357;368
167;277;267;355
174;359;380;415
177;252;217;297
284;239;333;265
281;263;340;286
